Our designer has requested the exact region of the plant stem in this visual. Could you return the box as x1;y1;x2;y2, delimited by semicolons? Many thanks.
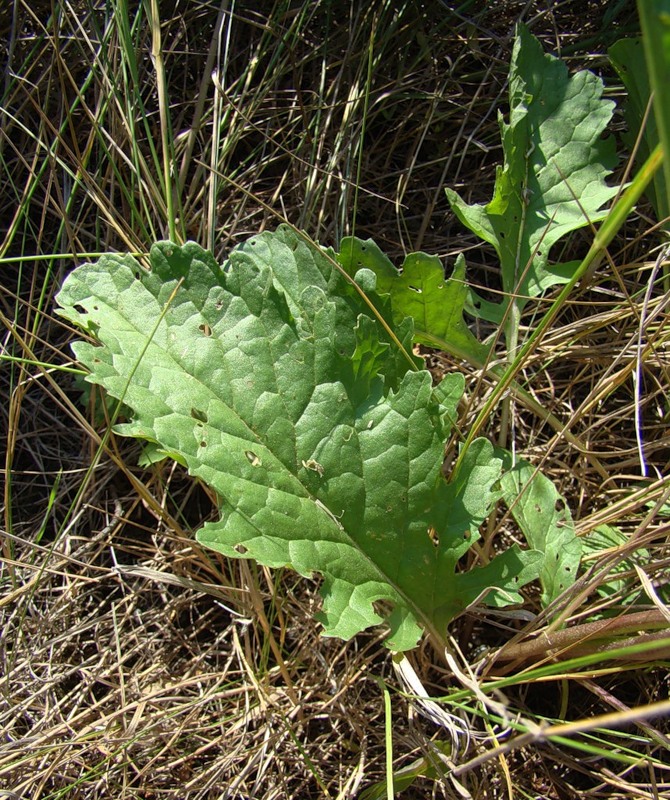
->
490;609;670;674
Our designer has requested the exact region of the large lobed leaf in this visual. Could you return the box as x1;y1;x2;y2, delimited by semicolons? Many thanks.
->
446;25;618;322
56;226;541;651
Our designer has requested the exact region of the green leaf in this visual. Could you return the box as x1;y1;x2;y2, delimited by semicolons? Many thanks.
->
56;226;540;650
500;456;581;608
446;25;618;322
337;236;491;365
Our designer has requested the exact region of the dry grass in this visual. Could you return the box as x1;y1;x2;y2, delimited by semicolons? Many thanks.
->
1;1;669;798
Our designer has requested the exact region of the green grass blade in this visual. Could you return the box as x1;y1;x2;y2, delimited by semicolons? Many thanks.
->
638;0;670;222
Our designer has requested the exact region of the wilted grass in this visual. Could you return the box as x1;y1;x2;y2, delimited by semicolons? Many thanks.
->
2;1;669;798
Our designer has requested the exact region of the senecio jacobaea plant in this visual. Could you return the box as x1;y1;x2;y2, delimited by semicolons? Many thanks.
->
56;228;545;652
57;25;626;653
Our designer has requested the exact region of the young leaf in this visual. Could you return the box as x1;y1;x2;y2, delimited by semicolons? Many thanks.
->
337;236;491;365
500;456;581;608
56;226;540;651
446;25;618;322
